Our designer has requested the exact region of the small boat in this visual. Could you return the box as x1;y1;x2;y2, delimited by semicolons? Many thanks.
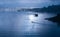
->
34;14;38;17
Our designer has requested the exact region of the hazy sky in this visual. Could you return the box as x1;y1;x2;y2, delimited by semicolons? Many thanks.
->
0;0;60;8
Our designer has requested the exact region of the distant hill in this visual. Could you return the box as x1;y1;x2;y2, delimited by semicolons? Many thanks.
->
41;5;60;12
27;5;60;13
17;5;60;13
45;14;60;26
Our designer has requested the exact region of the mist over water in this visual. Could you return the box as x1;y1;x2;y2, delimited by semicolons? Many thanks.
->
0;0;60;37
0;11;60;37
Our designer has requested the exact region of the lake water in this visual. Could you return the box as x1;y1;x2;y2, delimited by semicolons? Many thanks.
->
0;11;60;37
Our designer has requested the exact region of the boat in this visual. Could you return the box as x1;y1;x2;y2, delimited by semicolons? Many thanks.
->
34;14;38;17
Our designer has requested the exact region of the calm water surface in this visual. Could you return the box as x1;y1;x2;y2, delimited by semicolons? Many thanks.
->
0;11;60;37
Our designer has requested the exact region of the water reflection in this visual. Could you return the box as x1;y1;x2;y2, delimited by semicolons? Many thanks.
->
0;12;59;37
29;15;35;21
29;14;38;22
